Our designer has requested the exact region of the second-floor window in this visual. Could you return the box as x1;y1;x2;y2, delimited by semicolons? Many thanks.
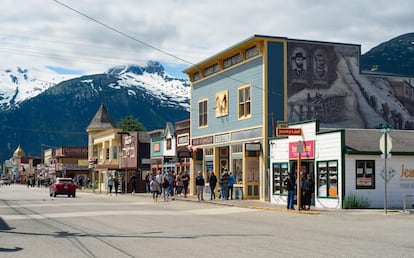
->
199;99;208;127
166;138;172;150
238;85;251;119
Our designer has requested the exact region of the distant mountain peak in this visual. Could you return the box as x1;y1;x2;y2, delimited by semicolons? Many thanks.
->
361;32;414;77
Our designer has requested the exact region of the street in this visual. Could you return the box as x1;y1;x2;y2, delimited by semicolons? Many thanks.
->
0;184;413;258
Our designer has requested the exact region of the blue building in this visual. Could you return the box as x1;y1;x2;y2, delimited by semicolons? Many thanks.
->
184;35;414;202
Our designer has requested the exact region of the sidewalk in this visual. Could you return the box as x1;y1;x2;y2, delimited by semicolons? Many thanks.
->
83;188;321;215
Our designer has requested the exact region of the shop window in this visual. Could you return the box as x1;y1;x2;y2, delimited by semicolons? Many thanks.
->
198;99;208;127
356;160;375;189
232;159;243;184
272;163;288;195
238;85;251;119
317;161;338;197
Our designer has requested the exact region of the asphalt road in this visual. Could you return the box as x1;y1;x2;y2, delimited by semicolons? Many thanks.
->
0;184;413;258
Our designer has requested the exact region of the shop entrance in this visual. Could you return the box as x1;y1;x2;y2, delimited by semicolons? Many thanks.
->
245;150;260;199
290;160;315;207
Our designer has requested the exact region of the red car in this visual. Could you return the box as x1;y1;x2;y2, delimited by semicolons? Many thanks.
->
49;178;76;197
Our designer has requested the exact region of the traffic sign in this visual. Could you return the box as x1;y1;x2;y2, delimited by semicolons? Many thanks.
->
379;134;392;154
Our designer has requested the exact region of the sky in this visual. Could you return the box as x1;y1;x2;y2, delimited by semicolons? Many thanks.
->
0;0;413;79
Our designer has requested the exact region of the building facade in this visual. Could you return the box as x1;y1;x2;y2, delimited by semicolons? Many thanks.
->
184;35;414;202
270;120;414;209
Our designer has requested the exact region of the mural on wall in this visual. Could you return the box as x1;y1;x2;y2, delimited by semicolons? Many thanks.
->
287;41;414;129
215;90;228;117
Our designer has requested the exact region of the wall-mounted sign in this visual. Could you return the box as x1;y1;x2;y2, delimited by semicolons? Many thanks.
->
215;133;230;143
289;140;315;159
177;134;189;146
277;128;302;136
245;142;261;151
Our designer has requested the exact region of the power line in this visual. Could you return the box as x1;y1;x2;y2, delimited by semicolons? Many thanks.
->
53;0;193;66
52;0;261;90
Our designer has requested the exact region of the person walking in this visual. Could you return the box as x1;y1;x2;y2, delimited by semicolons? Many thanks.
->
145;172;152;193
156;170;163;195
181;171;190;198
130;175;137;194
209;172;217;200
195;171;205;201
220;169;230;200
150;175;161;202
285;172;296;210
107;176;114;196
167;169;175;198
176;172;183;196
228;172;235;200
162;175;170;202
114;176;119;196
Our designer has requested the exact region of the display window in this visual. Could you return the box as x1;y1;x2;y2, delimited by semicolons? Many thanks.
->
232;159;243;184
356;160;375;189
272;163;288;195
317;160;338;197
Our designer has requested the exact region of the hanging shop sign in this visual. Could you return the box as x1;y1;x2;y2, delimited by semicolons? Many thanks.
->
289;140;315;159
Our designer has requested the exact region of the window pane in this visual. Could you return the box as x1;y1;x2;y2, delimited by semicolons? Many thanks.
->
328;162;338;197
317;162;327;197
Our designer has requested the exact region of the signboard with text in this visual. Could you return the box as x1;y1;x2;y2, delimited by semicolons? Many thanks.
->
289;140;315;159
277;128;302;136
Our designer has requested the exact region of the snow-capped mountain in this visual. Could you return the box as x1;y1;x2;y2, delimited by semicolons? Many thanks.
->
0;61;190;158
0;61;190;111
108;62;190;111
0;66;76;110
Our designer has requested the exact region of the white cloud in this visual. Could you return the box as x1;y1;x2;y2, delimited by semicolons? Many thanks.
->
0;0;412;77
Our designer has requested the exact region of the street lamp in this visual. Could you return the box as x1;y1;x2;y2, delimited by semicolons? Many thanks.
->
379;123;392;214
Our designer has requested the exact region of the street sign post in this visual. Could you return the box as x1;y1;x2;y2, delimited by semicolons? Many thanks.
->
380;124;392;214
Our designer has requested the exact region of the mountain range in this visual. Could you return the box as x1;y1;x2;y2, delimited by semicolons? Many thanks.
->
1;33;413;160
0;61;190;158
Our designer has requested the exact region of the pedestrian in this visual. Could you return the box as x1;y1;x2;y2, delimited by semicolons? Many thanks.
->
219;169;230;200
156;170;163;194
302;174;314;210
114;176;119;196
176;172;183;196
228;172;235;200
195;171;205;201
78;177;83;190
285;172;296;210
162;175;170;202
107;175;114;195
181;170;190;198
130;175;137;193
209;172;217;200
150;175;161;202
145;172;152;193
167;169;175;198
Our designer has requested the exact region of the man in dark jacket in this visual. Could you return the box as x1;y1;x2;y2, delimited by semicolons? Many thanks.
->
220;169;230;200
285;172;296;210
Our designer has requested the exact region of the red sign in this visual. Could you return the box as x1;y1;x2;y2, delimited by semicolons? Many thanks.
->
276;128;302;136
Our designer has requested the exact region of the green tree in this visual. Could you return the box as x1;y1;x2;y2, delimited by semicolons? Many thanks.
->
117;115;146;132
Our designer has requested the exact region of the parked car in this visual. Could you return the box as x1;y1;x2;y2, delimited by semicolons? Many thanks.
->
0;177;11;185
49;178;76;197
